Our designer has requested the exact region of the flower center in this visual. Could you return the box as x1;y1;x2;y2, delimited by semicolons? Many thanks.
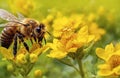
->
109;55;120;69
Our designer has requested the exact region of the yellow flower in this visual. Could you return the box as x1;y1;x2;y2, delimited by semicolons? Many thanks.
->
89;22;106;41
42;14;54;30
16;53;27;64
9;0;35;16
52;12;93;39
48;25;94;59
30;53;38;63
52;16;69;37
34;69;42;78
76;25;95;44
42;14;54;24
96;43;120;76
47;39;68;59
69;14;85;28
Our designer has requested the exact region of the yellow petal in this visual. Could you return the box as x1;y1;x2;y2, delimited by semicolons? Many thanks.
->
98;69;114;76
115;43;120;51
78;25;88;36
114;66;120;75
105;43;114;54
77;26;94;44
32;45;49;56
97;64;113;76
87;35;95;43
96;48;107;61
47;50;67;59
98;64;111;69
53;30;62;37
47;39;59;50
68;47;77;52
108;50;120;59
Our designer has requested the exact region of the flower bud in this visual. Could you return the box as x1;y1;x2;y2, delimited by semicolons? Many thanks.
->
34;69;42;78
7;64;14;72
30;54;38;63
16;54;27;64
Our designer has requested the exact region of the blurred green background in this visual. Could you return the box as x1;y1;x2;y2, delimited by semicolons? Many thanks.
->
0;0;120;78
0;0;120;19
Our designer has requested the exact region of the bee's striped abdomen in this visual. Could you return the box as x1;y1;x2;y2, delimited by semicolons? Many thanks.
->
0;26;16;48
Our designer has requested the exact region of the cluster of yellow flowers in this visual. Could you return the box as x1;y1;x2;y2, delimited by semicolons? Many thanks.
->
47;26;94;59
0;43;48;77
43;12;106;59
41;12;106;78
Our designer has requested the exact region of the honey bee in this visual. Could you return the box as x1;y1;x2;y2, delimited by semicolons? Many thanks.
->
0;9;46;56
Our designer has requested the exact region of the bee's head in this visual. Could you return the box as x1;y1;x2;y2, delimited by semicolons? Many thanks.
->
24;19;46;36
24;19;46;42
20;19;45;39
34;23;46;38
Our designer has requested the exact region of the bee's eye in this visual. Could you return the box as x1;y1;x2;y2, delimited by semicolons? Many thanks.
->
36;27;41;33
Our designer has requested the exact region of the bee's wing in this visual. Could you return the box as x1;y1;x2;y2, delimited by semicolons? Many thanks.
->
0;9;19;22
0;23;7;28
17;12;25;20
0;23;20;28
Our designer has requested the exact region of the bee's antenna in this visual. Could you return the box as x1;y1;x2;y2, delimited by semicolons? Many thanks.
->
46;31;55;38
46;31;51;36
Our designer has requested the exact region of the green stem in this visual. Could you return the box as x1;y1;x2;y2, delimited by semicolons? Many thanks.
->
77;58;85;78
21;63;34;78
83;41;94;53
57;59;80;74
79;60;85;78
72;65;80;73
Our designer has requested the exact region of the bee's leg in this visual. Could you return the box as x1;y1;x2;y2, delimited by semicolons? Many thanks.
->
33;36;37;42
38;36;44;46
30;38;33;44
31;33;36;42
13;34;18;56
17;33;29;51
